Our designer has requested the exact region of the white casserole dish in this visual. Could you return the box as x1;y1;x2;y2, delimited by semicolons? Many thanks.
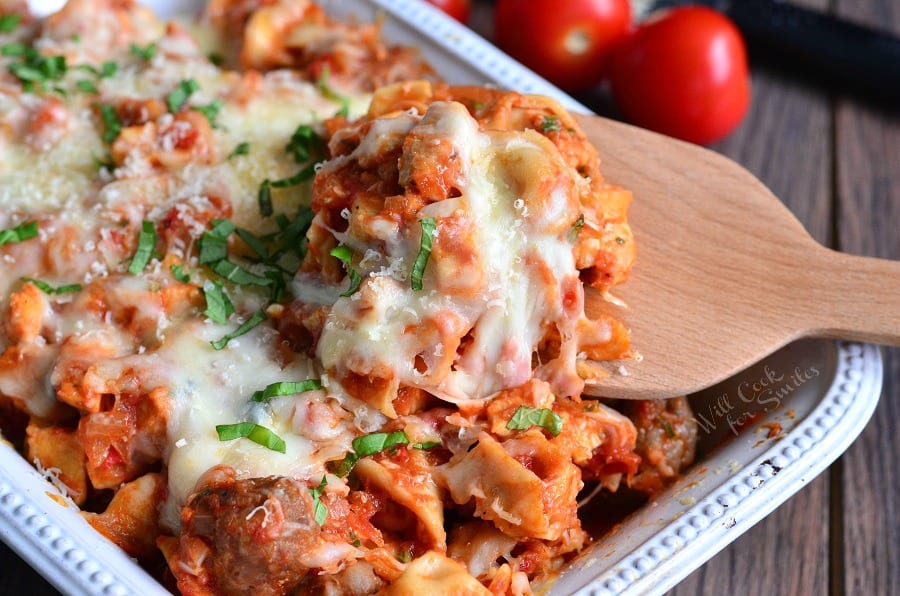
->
1;1;884;594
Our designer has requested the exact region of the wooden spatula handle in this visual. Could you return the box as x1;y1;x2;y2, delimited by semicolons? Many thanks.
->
794;247;900;345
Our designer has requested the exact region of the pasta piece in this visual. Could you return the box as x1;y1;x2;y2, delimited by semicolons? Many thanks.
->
355;453;446;551
25;421;88;506
436;431;581;543
83;472;165;559
384;551;491;596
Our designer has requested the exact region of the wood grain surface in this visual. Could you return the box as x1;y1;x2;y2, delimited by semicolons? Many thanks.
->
2;1;897;595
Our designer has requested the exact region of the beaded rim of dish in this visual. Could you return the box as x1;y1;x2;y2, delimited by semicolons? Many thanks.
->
582;341;881;596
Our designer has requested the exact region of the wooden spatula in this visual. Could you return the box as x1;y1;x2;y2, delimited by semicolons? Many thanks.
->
574;114;900;400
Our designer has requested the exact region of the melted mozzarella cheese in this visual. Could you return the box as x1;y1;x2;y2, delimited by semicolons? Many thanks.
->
160;319;333;529
317;102;583;408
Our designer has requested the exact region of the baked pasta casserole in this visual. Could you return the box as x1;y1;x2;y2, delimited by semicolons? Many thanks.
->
0;1;698;594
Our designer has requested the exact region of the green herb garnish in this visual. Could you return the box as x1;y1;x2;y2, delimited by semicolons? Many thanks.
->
76;79;97;94
166;78;199;113
198;219;235;264
251;380;323;402
211;260;273;286
129;42;157;61
0;14;21;33
96;103;121;143
0;221;38;246
1;43;26;56
126;220;157;275
568;214;584;243
411;217;435;291
257;179;273;217
21;277;81;295
540;115;561;133
285;124;325;164
659;417;677;438
353;431;410;456
309;476;328;526
202;280;235;324
99;60;117;78
315;66;351;115
210;309;267;350
216;422;286;453
228;141;251;159
330;245;362;297
506;406;563;437
270;164;316;188
192;98;223;125
170;264;191;283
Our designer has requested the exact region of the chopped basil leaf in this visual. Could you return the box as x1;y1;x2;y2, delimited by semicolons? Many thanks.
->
330;245;353;265
207;52;224;66
659;417;677;438
396;548;412;563
309;476;328;526
315;66;351;114
21;277;81;295
251;379;323;402
235;228;270;261
285;124;324;164
615;236;626;245
228;141;251;159
7;49;67;90
216;422;286;453
170;264;191;282
198;219;235;264
7;62;43;82
270;163;316;188
275;206;314;254
191;98;223;125
92;152;115;171
1;43;26;56
210;309;267;350
99;60;117;78
211;260;273;286
126;220;157;275
412;441;441;450
0;221;38;246
257;179;273;217
265;269;287;302
568;214;584;243
330;430;412;478
0;14;21;33
202;280;234;324
76;79;97;94
96;103;121;143
330;452;359;478
166;78;199;113
540;115;561;133
411;217;435;291
348;530;361;548
506;406;563;437
353;431;409;457
129;42;157;61
330;245;362;297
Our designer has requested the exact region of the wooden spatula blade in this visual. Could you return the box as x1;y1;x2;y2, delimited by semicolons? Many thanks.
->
573;114;900;399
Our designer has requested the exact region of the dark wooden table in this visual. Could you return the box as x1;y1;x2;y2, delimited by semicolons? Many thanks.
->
2;0;897;594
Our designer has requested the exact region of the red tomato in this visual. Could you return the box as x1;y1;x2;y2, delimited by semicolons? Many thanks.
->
608;7;751;145
494;0;632;93
425;0;470;24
